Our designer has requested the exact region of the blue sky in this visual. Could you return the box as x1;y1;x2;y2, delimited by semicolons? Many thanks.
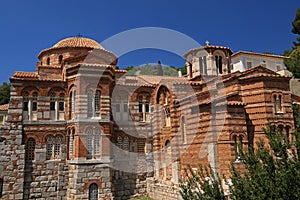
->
0;0;299;83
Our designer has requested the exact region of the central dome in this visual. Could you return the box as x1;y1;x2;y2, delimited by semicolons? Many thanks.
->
53;37;104;49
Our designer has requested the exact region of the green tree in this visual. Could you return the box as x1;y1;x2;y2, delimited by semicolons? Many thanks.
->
229;124;300;200
283;9;300;78
292;8;300;46
157;61;163;76
0;82;10;105
179;164;226;200
284;46;300;78
180;123;300;199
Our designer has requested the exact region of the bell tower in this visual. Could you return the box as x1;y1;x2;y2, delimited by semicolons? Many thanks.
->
184;41;233;78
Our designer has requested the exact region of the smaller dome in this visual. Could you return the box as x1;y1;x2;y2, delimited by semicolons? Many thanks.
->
53;37;104;49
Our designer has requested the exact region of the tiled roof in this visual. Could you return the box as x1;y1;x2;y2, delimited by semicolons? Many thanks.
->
0;104;8;111
13;72;39;78
53;37;103;49
184;45;233;57
232;51;289;59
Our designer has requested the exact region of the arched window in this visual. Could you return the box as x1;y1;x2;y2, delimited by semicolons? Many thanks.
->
123;136;129;151
215;56;223;74
87;90;93;117
23;92;29;120
47;57;50;65
87;90;101;118
46;135;63;160
164;108;171;127
138;94;150;122
233;135;243;161
32;92;38;112
87;128;93;159
70;90;76;119
89;183;98;200
94;90;101;117
181;116;187;144
58;55;63;64
69;129;75;156
117;136;123;149
55;136;62;157
46;136;53;160
94;128;101;156
86;128;101;159
274;94;283;113
25;138;36;161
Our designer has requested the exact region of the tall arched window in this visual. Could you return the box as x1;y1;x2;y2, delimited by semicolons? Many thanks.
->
181;116;187;144
55;136;62;157
69;129;75;156
46;135;63;160
233;135;243;161
87;90;93;117
87;90;101;118
46;136;53;160
70;90;76;119
117;136;123;149
215;56;223;74
86;128;101;159
274;94;283;113
89;183;98;200
47;57;50;65
138;94;150;122
23;92;29;120
59;55;63;64
94;128;101;156
123;136;129;151
87;128;93;159
25;138;36;161
95;90;101;117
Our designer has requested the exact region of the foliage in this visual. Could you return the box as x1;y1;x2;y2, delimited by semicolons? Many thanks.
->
293;104;300;132
229;125;300;200
292;8;300;46
179;164;226;200
283;9;300;78
0;82;10;105
284;46;300;78
123;63;181;77
180;123;300;200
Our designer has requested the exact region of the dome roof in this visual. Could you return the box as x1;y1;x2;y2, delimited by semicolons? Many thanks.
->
52;37;104;49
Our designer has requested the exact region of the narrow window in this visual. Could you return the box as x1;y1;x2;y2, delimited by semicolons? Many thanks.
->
69;129;74;156
23;92;29;111
54;136;61;157
246;61;252;69
32;92;38;111
116;104;120;112
123;136;129;151
59;93;65;111
233;135;243;160
181;116;187;144
87;90;93;118
94;128;101;156
89;183;98;200
46;136;53;160
0;178;3;198
87;128;93;159
278;95;282;112
50;92;56;111
117;136;123;149
58;55;63;64
165;108;171;127
71;91;76;118
94;90;101;117
25;138;36;161
47;57;50;65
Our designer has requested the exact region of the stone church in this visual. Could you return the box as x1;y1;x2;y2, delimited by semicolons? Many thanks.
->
0;36;298;200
